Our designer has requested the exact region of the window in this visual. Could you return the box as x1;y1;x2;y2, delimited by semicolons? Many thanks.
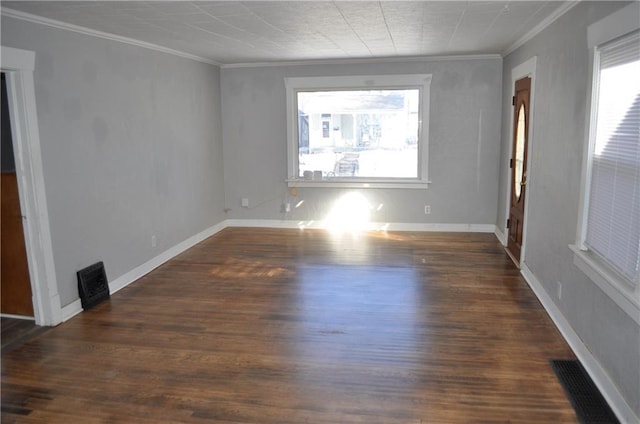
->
573;3;640;321
285;74;431;188
584;30;640;283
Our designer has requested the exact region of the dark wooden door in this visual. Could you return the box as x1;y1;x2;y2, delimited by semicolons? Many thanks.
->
506;77;531;266
1;72;34;317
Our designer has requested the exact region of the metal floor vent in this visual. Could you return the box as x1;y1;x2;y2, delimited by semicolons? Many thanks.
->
550;359;619;424
77;261;110;310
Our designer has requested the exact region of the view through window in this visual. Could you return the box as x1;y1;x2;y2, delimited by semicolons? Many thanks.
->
296;89;420;179
286;74;431;188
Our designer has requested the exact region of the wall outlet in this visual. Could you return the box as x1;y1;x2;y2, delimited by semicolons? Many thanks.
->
241;198;249;208
151;235;157;248
424;205;431;215
557;281;562;300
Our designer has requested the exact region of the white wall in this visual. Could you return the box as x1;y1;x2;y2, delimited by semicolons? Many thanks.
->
1;16;226;308
221;58;502;226
497;1;639;418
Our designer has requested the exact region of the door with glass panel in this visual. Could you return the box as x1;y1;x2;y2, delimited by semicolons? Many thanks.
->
507;76;531;265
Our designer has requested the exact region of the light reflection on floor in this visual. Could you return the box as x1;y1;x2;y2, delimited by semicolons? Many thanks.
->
292;263;422;390
323;191;373;233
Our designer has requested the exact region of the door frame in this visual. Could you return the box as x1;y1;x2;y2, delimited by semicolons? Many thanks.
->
502;56;537;266
2;46;61;326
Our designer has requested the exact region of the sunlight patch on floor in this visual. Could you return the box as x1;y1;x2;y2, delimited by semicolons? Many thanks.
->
323;191;373;233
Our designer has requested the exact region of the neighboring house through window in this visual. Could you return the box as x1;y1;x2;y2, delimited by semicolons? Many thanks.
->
285;74;431;189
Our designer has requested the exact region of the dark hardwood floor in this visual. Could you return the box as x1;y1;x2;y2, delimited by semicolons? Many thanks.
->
1;318;47;354
1;228;577;423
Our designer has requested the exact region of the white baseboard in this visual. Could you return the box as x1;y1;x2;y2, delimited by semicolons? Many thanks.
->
224;219;306;229
520;263;638;424
0;313;35;320
381;223;496;232
224;219;496;233
109;221;227;296
495;226;507;246
61;221;228;322
57;220;502;323
53;220;637;422
61;299;82;322
62;219;493;322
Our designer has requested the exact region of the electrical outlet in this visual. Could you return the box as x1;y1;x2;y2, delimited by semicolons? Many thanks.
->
424;205;431;214
557;281;562;300
241;198;249;208
151;235;157;248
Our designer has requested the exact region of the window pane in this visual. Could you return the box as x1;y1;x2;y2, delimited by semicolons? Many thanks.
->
296;89;419;179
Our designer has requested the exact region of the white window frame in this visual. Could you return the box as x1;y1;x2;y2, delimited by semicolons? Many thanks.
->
285;74;432;189
571;2;640;324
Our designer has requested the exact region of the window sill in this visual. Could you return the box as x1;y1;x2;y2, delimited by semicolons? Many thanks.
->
569;244;640;324
286;179;431;189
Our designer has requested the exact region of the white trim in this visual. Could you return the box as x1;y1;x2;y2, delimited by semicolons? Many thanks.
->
575;47;600;251
511;57;538;89
378;223;495;233
60;299;82;323
1;8;220;67
60;221;228;322
570;245;640;325
225;219;313;230
58;220;492;322
572;6;640;325
109;222;226;295
222;54;502;69
286;179;430;189
520;263;639;424
587;2;640;49
285;74;431;187
2;46;61;327
57;219;495;323
224;219;496;234
0;313;35;321
502;56;537;263
503;2;580;57
58;220;496;322
494;226;507;246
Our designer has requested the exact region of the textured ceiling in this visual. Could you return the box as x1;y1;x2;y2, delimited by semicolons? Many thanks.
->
2;1;569;65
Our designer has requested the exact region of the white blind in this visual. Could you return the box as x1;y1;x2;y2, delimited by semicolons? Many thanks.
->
586;30;640;283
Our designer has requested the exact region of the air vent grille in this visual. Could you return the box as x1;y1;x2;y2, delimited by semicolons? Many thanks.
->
77;261;110;310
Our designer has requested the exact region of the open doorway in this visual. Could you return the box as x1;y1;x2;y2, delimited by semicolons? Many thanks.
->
1;72;34;318
1;46;61;326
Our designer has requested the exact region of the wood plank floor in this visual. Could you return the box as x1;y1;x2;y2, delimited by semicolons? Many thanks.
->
1;228;577;423
1;318;47;354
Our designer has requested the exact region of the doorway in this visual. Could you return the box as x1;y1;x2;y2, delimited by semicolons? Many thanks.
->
2;72;34;317
1;46;61;326
506;76;531;266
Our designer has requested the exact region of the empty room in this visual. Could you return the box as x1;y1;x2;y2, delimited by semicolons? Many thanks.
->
1;1;638;423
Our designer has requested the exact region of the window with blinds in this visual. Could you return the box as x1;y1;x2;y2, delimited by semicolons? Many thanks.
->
584;29;640;285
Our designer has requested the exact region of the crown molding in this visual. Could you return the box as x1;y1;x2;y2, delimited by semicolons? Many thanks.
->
1;8;221;67
502;1;581;57
2;2;578;70
220;53;502;69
